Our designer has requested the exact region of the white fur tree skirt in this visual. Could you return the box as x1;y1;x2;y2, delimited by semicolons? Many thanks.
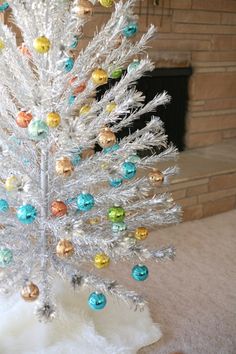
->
0;281;161;354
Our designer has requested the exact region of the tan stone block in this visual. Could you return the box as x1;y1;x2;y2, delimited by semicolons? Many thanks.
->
222;13;236;26
183;204;203;221
170;0;192;9
153;38;210;51
177;196;198;207
209;173;236;192
187;184;208;197
192;51;236;63
190;72;236;100
139;15;172;33
188;114;236;133
171;189;186;200
212;36;236;50
198;187;236;203
223;129;236;139
169;178;209;192
200;98;236;112
203;196;236;217
192;0;221;11
173;23;236;35
173;10;221;24
186;132;222;148
221;0;236;12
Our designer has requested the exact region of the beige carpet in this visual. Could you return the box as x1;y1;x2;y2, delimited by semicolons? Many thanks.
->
134;210;236;354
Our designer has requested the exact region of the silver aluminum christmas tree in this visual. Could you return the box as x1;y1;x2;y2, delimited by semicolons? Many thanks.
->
0;0;181;321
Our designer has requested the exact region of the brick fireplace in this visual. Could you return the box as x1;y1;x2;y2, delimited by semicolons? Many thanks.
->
88;0;236;150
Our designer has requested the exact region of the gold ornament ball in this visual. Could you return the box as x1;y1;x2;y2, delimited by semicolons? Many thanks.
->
106;102;117;113
91;68;108;86
73;0;93;17
56;239;74;258
148;170;164;186
33;36;51;54
21;282;39;302
5;176;20;192
46;112;61;128
94;253;110;269
80;105;91;116
87;216;101;225
135;227;149;241
56;157;74;177
99;0;114;7
98;127;116;148
0;39;5;51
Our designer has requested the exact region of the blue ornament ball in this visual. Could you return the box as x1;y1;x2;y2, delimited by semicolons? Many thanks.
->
127;60;140;73
132;264;149;281
127;154;141;164
0;2;9;12
123;22;138;38
70;35;79;49
0;199;9;212
0;247;13;268
88;292;107;310
17;204;37;224
122;161;136;180
28;120;49;141
112;221;127;233
69;95;76;105
64;57;74;72
109;177;123;188
77;193;95;211
103;143;120;154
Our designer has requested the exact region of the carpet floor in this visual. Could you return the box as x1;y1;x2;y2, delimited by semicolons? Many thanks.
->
136;210;236;354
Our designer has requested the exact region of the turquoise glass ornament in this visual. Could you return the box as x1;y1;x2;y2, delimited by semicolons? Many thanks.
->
28;120;49;141
0;2;9;12
70;35;79;49
88;292;107;310
0;199;9;212
108;206;125;223
123;22;138;38
127;59;140;73
122;161;136;180
109;177;123;188
64;57;74;72
17;204;37;224
0;248;13;268
127;154;141;164
103;143;120;154
132;264;149;281
112;221;127;233
69;95;76;105
77;193;94;211
110;68;123;79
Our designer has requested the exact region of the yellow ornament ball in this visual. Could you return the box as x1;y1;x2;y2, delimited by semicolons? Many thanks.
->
5;176;20;192
94;253;110;269
106;102;117;113
91;68;108;86
99;0;114;7
134;227;149;241
80;105;91;116
33;36;51;54
46;112;61;128
0;39;5;51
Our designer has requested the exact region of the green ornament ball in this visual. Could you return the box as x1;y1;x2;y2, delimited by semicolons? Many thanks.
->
108;206;125;223
0;247;13;268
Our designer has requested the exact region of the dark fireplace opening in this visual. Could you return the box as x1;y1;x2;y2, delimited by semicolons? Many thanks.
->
97;67;192;152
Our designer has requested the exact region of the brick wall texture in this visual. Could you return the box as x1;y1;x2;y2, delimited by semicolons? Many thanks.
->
5;0;236;149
